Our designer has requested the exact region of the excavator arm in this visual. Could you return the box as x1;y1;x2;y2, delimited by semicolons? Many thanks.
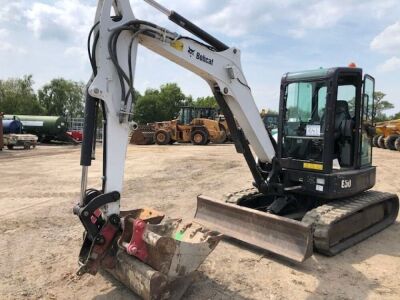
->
80;0;276;217
73;1;283;298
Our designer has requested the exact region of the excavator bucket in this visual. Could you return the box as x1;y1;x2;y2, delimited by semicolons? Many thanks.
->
104;209;222;300
194;195;313;263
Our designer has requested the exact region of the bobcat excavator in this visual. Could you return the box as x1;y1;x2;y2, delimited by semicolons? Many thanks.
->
74;0;399;298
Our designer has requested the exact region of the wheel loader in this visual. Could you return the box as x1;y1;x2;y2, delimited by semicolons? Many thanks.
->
153;106;227;145
74;0;399;299
130;106;229;145
373;119;400;150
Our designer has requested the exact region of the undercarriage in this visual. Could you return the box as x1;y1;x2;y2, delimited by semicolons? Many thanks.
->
195;188;399;262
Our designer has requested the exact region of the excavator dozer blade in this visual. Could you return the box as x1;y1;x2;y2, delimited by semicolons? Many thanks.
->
194;195;313;263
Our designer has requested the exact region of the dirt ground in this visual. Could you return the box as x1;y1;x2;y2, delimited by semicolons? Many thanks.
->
0;144;399;300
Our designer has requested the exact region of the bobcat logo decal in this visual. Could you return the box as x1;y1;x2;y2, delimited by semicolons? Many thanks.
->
188;47;195;57
187;47;214;65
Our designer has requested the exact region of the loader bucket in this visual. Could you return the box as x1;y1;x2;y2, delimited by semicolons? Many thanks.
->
106;210;222;300
194;195;313;263
130;124;155;145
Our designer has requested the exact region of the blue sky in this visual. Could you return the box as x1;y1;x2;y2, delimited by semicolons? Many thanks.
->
0;0;399;113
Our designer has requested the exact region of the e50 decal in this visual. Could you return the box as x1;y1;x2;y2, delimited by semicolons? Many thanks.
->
341;179;352;189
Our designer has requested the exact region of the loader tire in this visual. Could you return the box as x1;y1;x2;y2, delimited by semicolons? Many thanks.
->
395;137;400;151
377;135;386;149
7;145;14;150
384;135;399;150
191;129;208;145
155;130;171;145
372;135;380;147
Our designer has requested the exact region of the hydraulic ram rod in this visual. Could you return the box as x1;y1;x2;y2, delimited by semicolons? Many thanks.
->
79;92;98;204
143;0;229;51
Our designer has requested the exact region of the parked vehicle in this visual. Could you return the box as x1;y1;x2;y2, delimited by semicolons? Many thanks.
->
131;107;229;145
4;115;69;143
2;116;38;150
3;134;38;150
372;119;400;151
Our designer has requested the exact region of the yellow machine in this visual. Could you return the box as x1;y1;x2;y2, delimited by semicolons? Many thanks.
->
153;106;228;145
373;119;400;150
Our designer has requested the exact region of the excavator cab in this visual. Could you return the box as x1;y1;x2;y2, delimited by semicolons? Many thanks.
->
278;67;376;199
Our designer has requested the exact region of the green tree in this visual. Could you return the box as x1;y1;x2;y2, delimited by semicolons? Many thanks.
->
157;83;186;120
133;83;188;123
374;91;394;122
183;95;194;107
391;111;400;120
38;78;85;119
133;91;162;124
193;96;218;108
0;75;44;115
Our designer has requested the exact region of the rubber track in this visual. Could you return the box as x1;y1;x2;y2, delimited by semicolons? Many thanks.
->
225;188;399;257
224;187;260;204
302;190;399;256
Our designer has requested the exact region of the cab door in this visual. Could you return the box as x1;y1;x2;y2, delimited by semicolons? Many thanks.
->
360;75;375;166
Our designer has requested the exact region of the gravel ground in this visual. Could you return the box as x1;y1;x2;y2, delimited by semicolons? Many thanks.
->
0;144;399;300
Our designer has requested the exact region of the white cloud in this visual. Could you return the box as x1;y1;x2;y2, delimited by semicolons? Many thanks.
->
0;0;400;110
370;21;400;55
378;56;400;72
0;28;9;38
290;0;398;38
0;42;26;54
368;0;399;19
0;1;24;23
0;26;25;53
285;1;345;38
201;1;275;38
64;46;87;62
25;0;94;42
297;1;344;30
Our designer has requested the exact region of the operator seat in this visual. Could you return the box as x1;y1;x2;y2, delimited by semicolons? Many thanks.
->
334;101;351;137
334;100;353;167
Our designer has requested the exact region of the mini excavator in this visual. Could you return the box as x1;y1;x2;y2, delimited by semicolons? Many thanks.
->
74;0;399;298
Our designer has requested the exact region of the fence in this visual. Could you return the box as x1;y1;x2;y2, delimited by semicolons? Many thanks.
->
67;117;103;142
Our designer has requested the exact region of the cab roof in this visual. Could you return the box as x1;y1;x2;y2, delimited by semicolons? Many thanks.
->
282;67;362;82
